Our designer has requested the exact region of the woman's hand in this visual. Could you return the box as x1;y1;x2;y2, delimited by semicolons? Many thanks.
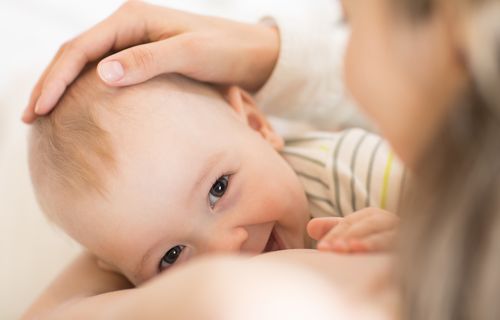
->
307;208;400;253
23;1;280;123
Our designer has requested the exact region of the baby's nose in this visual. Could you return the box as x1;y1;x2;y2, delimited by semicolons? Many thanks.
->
203;227;248;253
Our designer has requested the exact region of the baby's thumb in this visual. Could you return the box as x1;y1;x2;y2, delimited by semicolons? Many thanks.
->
97;37;185;86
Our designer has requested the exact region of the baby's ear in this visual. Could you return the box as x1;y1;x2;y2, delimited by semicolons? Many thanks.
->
223;86;284;150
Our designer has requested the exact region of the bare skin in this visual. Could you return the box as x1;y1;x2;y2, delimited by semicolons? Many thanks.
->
308;208;400;253
22;0;474;317
22;1;279;122
23;250;397;320
22;0;405;256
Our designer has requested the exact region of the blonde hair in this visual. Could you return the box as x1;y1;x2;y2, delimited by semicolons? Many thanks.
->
30;66;117;200
29;67;223;217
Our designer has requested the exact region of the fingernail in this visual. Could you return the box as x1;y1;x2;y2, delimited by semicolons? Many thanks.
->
98;61;124;83
21;110;30;123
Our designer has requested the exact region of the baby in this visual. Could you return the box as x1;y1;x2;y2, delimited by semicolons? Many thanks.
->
29;66;404;285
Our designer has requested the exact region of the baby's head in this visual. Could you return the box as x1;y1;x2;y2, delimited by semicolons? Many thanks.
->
29;66;310;284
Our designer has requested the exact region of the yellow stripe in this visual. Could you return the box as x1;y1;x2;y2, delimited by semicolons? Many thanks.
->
380;152;394;209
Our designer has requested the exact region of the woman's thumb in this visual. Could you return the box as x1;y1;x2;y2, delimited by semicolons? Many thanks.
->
98;60;126;84
97;38;185;86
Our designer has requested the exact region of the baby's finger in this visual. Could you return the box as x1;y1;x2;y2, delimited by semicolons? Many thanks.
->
352;230;397;252
316;221;352;251
307;217;343;241
344;215;399;239
343;207;377;223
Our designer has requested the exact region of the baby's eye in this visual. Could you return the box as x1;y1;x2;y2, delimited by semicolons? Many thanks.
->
208;175;229;208
159;245;185;271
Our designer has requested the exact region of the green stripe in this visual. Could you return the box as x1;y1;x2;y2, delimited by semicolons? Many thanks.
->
295;171;330;189
380;152;394;209
306;193;336;210
284;136;332;144
332;131;349;217
280;150;326;167
350;132;368;211
365;139;383;207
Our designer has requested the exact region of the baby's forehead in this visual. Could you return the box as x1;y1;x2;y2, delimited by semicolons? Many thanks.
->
105;74;232;126
105;76;241;178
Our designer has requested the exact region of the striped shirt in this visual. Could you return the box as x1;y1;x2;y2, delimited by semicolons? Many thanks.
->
280;129;406;218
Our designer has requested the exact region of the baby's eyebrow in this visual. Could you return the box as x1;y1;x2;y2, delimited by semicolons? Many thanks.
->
134;236;166;281
190;151;225;197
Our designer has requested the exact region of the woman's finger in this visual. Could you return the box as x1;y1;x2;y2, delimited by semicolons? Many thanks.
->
97;34;196;86
30;12;141;116
22;45;66;123
24;27;116;119
23;2;279;123
23;1;168;119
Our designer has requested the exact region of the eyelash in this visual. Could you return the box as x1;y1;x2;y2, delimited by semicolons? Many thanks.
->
159;245;186;271
157;174;232;272
208;175;230;209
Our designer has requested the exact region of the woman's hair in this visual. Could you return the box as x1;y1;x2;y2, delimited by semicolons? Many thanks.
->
394;1;500;319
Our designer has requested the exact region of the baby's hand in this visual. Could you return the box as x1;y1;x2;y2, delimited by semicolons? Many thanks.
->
307;208;399;253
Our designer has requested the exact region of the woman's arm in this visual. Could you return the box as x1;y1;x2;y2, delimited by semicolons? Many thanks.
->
24;1;367;130
21;251;132;320
255;1;370;130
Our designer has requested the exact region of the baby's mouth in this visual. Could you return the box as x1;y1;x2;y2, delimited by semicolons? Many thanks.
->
263;228;285;253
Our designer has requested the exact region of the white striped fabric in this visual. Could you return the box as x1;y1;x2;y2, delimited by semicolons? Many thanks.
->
281;129;406;218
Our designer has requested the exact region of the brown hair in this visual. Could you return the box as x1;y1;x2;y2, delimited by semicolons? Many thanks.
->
393;1;500;319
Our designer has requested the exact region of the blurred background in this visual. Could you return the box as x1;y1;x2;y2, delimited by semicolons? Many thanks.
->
0;0;339;318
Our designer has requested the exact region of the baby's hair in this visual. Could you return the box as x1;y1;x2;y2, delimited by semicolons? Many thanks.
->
29;65;225;207
30;65;117;199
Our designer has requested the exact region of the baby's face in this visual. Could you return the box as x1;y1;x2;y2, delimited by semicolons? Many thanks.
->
57;80;310;284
